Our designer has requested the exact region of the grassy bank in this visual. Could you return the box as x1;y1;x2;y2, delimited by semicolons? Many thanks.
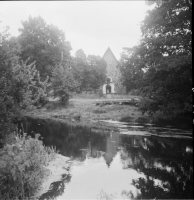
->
26;94;150;126
0;132;57;199
25;94;192;129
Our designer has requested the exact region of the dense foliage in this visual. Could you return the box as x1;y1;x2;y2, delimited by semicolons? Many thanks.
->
120;0;192;119
120;46;145;93
0;24;49;137
0;29;49;134
18;16;72;79
0;28;17;134
13;59;49;109
72;49;107;92
0;133;57;199
52;64;78;105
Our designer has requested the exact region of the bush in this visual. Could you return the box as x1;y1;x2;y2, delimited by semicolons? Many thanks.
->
12;59;49;109
52;65;78;106
138;97;159;116
0;132;57;199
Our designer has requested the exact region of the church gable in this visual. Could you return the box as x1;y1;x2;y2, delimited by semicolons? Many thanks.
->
102;47;119;82
102;47;126;95
102;47;118;66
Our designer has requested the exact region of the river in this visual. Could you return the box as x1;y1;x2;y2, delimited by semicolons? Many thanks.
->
24;117;193;199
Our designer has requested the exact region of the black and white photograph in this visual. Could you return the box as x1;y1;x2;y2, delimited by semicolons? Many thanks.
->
0;0;192;199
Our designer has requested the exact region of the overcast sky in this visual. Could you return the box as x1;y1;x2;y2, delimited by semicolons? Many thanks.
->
0;1;151;60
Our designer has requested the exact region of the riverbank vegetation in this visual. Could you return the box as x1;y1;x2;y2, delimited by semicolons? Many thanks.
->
27;93;191;129
0;132;57;199
120;0;192;125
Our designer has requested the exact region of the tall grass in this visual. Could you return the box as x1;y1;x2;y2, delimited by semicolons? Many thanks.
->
0;132;58;199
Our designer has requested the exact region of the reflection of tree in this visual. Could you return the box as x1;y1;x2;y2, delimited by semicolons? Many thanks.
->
24;117;107;160
120;136;193;199
131;177;169;199
39;174;71;200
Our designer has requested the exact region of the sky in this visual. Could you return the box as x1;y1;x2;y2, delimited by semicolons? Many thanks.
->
0;1;150;60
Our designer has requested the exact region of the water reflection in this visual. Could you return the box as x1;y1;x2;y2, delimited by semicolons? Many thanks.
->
119;135;193;199
24;117;193;199
39;174;72;200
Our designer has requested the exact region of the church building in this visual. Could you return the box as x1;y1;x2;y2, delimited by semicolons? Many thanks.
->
102;47;126;95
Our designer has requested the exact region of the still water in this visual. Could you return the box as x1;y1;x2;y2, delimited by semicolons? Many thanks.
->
24;117;193;199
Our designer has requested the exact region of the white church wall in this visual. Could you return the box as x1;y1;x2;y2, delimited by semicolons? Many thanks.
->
102;83;115;94
102;84;106;94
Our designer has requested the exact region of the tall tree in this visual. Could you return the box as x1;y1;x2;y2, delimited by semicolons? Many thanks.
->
18;16;71;79
52;64;78;105
71;52;107;92
121;0;192;118
86;55;107;91
120;46;145;93
75;49;87;63
71;49;88;92
0;24;50;136
0;27;16;134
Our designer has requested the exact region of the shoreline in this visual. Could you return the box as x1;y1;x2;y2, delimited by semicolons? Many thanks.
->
24;101;192;130
34;154;72;199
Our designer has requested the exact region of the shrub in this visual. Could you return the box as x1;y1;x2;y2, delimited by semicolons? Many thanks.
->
12;59;49;109
0;132;57;199
52;65;78;106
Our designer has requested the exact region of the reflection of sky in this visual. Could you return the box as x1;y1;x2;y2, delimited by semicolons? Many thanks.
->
186;146;193;153
58;152;145;199
154;162;175;173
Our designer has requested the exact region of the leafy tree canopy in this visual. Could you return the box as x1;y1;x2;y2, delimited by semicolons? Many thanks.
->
18;16;71;79
71;50;107;92
0;24;49;136
86;55;107;90
51;64;78;105
75;49;87;63
120;0;192;118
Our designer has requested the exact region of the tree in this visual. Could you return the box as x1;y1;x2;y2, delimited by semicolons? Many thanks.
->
71;49;88;92
120;46;145;93
121;0;192;119
0;25;49;136
0;27;16;134
71;52;107;92
52;65;78;105
85;55;107;91
75;49;87;62
12;59;49;109
18;16;71;79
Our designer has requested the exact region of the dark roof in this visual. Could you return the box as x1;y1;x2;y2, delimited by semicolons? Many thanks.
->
102;47;119;64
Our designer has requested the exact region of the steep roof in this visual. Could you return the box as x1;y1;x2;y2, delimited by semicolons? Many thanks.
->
102;47;119;64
